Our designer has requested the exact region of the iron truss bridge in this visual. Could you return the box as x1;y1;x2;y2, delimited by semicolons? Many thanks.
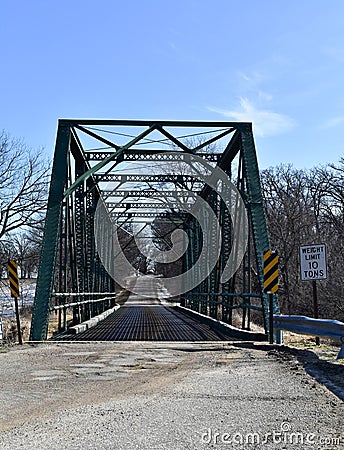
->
30;119;279;341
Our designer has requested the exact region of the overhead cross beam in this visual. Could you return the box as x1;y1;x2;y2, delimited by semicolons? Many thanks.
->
85;150;221;162
106;202;186;209
64;121;236;198
102;189;199;198
93;174;202;184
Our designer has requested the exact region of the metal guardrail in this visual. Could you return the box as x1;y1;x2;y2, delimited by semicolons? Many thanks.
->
50;292;117;311
50;297;116;311
273;315;344;359
51;292;117;297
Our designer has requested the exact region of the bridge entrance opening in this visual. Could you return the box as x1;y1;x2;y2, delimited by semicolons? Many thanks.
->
30;120;278;341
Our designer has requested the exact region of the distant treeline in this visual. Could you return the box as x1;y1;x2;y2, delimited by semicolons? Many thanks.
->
260;160;344;321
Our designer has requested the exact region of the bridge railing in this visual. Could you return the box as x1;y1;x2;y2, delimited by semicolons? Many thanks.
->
50;293;116;311
273;315;344;359
50;292;117;334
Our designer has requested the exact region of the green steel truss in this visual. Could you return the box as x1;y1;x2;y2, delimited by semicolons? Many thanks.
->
30;119;278;340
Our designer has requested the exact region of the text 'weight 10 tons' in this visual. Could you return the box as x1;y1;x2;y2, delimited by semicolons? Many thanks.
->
299;244;327;281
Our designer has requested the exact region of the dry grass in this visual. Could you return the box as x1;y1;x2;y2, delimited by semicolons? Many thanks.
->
283;331;344;365
2;316;31;344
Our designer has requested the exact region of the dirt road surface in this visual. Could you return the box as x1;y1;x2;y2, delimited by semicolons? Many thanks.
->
0;342;343;449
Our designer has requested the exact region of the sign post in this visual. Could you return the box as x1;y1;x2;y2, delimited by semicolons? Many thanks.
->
299;244;327;345
263;250;279;344
312;280;320;345
7;260;23;345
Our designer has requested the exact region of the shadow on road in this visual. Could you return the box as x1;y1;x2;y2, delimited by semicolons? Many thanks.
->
233;342;344;401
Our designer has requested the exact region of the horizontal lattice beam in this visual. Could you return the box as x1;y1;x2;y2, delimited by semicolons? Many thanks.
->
85;150;221;162
103;190;199;198
106;202;186;209
112;211;189;219
94;173;202;184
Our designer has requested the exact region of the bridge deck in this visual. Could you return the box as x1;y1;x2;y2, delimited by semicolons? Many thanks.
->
54;276;235;341
56;305;233;341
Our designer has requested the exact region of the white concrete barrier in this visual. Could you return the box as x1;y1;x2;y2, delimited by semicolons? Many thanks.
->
69;305;120;334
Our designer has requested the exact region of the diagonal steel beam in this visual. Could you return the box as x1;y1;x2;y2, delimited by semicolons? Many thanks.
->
64;125;157;198
192;127;235;152
75;125;121;150
156;125;192;153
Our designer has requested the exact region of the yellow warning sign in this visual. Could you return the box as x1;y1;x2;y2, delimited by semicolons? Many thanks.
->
8;260;20;298
263;250;278;294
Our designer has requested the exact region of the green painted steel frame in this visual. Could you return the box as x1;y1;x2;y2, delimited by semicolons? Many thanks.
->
30;125;70;340
180;124;279;330
30;119;277;340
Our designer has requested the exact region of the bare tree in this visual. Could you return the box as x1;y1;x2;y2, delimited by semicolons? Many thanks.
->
261;161;344;320
11;230;43;278
0;131;49;275
0;131;49;239
309;161;344;316
260;165;313;313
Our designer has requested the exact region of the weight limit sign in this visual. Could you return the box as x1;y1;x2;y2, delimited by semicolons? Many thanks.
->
299;244;327;281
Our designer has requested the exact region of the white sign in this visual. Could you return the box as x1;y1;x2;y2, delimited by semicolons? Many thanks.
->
299;244;327;281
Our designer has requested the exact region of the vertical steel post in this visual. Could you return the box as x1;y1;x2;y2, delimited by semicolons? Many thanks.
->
30;123;71;340
240;124;277;332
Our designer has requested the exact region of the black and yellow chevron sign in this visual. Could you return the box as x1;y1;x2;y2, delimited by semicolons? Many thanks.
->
8;260;20;298
263;250;278;294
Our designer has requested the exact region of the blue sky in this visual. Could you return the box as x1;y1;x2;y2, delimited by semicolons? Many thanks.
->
1;0;344;169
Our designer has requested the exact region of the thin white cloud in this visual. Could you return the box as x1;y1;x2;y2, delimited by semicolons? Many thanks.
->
237;71;252;82
321;115;344;129
208;97;295;137
237;70;264;85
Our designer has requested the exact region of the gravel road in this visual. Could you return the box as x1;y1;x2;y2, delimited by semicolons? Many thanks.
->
0;342;343;449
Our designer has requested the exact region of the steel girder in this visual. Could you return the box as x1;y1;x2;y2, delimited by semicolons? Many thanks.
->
86;150;221;162
102;190;198;198
93;174;203;184
107;202;185;209
111;212;190;219
30;119;276;340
